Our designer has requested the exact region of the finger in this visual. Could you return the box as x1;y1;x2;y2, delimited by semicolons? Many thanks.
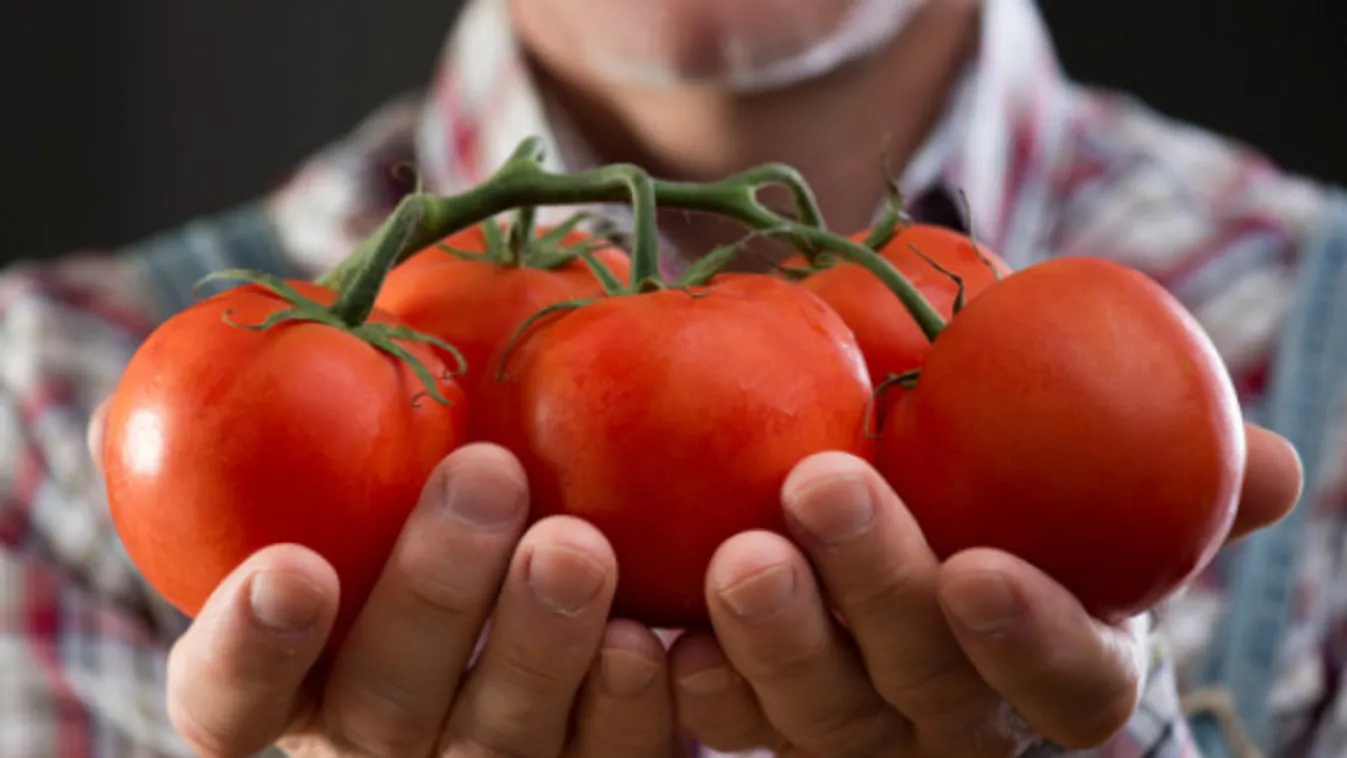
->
566;619;676;758
443;515;617;757
166;544;338;758
938;548;1146;749
669;632;781;753
321;443;529;756
87;398;108;473
706;530;906;756
782;452;1013;753
1227;422;1304;543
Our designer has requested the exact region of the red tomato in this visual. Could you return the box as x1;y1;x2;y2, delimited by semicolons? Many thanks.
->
877;257;1244;621
375;222;631;435
479;275;874;628
786;224;1011;389
103;281;467;645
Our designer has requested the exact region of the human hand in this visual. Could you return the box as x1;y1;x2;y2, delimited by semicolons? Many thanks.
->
89;403;680;758
669;422;1302;756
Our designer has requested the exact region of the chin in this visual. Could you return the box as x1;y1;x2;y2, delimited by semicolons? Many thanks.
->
576;0;924;92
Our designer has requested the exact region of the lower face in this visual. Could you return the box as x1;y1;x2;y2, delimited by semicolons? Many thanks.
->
511;0;930;92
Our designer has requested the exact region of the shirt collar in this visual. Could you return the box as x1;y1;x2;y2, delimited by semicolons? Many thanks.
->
414;0;1073;269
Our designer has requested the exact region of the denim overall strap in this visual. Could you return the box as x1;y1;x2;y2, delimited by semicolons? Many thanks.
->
1190;189;1347;756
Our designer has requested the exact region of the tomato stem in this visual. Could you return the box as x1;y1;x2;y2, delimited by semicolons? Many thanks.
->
329;193;430;327
505;206;536;265
315;136;947;341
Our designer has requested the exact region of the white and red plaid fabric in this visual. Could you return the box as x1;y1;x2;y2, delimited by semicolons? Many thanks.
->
2;1;1343;756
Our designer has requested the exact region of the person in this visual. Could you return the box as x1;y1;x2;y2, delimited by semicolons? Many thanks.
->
0;0;1341;755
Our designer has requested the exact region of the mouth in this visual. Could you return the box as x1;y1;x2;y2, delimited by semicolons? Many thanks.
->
580;0;923;92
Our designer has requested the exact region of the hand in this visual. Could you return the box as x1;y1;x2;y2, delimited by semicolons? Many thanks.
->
89;405;680;758
669;421;1303;756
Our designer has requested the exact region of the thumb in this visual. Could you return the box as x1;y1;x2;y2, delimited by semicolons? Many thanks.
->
1226;422;1304;544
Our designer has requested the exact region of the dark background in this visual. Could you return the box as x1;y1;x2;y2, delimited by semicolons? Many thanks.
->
2;2;1344;262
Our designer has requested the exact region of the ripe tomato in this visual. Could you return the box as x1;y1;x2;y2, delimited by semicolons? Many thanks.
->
375;221;630;435
785;223;1011;389
877;257;1244;621
103;280;467;645
479;275;874;628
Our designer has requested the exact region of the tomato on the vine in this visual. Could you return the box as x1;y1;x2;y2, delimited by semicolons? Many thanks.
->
784;223;1011;389
479;274;874;628
103;278;467;645
876;256;1244;621
375;217;630;434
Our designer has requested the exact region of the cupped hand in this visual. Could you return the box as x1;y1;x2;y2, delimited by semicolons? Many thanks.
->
89;402;679;758
670;421;1302;756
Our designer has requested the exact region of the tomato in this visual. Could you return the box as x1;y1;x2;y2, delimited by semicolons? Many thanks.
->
103;280;467;645
375;221;630;435
877;257;1244;621
786;223;1011;389
479;274;874;628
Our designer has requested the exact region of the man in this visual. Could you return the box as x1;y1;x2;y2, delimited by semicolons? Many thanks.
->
0;0;1342;756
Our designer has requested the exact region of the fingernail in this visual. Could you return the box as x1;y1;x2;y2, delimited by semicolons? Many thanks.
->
719;565;795;619
599;649;660;696
527;545;605;616
678;667;733;696
442;460;526;528
249;570;324;633
788;474;875;545
943;573;1020;634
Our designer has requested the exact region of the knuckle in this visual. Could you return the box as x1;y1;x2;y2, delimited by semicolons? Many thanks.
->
1060;685;1139;748
325;662;445;751
165;631;283;758
795;707;902;758
738;635;833;684
497;640;579;692
1045;637;1144;748
677;680;769;751
166;690;240;758
393;540;499;621
695;719;769;753
836;560;930;620
919;698;1036;758
873;648;981;715
441;730;546;758
578;700;671;752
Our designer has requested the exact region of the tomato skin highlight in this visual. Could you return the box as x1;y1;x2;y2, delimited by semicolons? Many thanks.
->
479;274;874;628
877;257;1244;621
103;282;468;645
375;224;631;435
788;224;1011;389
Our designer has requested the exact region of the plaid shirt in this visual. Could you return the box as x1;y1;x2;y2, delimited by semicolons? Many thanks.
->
2;0;1344;756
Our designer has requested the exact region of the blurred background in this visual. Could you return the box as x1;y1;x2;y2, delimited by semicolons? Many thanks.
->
1;1;1344;263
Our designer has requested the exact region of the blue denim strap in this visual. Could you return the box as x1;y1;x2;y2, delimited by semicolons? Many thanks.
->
128;200;307;323
1191;189;1347;756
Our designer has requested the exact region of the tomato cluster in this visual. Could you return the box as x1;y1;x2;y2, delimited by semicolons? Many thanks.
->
102;144;1245;637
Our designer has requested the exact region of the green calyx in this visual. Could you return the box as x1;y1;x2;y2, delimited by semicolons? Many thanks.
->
434;207;614;271
194;192;468;406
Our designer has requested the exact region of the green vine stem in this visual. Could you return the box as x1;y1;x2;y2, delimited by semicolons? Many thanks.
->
314;136;947;342
329;193;431;327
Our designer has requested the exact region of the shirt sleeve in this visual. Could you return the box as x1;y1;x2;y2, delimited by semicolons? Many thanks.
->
0;251;195;757
0;92;427;758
